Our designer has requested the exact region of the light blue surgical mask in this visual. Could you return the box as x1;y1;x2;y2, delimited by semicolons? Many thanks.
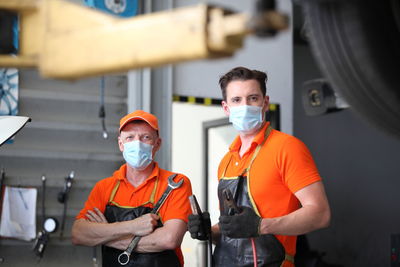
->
122;140;153;170
229;105;263;132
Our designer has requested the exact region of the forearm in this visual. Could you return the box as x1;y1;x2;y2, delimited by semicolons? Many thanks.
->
260;204;330;236
104;235;134;250
136;219;186;253
71;219;134;246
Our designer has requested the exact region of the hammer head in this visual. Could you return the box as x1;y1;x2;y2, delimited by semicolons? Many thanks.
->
168;174;183;189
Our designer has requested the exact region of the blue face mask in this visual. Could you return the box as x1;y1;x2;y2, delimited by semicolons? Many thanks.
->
122;140;153;170
229;105;263;133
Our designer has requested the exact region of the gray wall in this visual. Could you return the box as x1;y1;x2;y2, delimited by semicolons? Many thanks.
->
173;0;294;134
0;69;126;266
294;39;400;267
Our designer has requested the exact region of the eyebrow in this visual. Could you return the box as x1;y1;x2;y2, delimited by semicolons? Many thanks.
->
247;94;261;98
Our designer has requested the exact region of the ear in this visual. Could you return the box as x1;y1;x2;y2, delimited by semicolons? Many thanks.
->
222;100;230;116
263;95;270;113
153;137;162;156
118;135;124;152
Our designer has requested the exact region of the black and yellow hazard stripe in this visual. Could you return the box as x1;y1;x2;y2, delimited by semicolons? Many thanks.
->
173;95;281;130
173;95;221;106
265;103;280;131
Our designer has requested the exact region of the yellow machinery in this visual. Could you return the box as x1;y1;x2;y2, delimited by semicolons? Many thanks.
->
0;0;288;79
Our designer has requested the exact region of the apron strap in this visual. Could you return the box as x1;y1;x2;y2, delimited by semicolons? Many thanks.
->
108;180;120;202
221;124;273;178
108;177;159;208
137;177;159;207
280;253;295;266
246;125;272;216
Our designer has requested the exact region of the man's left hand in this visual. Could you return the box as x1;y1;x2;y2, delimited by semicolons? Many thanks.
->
86;207;108;223
219;206;261;238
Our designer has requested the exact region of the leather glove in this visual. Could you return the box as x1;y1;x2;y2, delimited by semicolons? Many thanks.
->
188;211;211;241
219;206;261;238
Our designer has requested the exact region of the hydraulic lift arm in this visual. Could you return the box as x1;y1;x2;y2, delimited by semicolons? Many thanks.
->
0;0;288;80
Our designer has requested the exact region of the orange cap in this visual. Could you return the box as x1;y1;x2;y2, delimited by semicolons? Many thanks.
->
119;110;159;132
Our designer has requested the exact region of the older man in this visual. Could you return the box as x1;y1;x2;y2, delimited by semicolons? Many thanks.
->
72;110;192;267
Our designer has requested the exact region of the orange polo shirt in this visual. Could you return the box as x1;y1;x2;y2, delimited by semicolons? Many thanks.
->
76;162;192;266
218;122;321;267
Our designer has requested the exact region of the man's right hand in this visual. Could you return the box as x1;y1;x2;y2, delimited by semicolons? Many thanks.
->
188;212;211;240
133;213;160;236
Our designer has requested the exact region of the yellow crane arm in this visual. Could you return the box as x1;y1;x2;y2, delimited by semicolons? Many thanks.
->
0;0;287;79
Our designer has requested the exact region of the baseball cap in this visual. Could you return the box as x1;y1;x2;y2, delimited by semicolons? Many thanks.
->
119;110;159;132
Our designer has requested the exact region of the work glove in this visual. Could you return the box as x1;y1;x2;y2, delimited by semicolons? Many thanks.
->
188;211;211;241
219;206;262;238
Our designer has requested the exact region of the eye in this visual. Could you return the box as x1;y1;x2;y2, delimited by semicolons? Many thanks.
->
142;134;152;141
249;95;259;102
231;97;240;103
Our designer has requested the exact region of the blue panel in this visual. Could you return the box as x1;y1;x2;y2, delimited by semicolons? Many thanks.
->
84;0;138;17
0;68;19;116
12;16;18;51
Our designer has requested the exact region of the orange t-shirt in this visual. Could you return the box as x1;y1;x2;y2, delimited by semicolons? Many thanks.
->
76;162;192;266
218;122;321;267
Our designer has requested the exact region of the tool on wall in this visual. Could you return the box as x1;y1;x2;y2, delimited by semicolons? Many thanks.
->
99;76;108;139
33;175;59;260
189;194;214;267
57;171;74;240
117;174;183;265
92;246;99;267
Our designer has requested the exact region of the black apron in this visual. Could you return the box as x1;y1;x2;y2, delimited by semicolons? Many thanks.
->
214;125;293;267
101;178;181;267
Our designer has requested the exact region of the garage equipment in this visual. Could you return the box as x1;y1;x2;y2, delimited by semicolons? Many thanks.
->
0;0;287;79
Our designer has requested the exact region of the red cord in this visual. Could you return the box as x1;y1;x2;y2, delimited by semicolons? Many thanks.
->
251;237;258;267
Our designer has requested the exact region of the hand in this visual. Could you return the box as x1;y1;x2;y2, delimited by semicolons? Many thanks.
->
132;213;160;236
188;211;211;240
219;206;261;238
86;208;108;223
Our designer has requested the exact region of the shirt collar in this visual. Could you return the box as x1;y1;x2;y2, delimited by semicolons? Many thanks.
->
116;162;160;183
229;122;271;152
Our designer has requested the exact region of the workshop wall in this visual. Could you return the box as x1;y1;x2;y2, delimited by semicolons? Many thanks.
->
293;24;400;267
0;69;126;266
173;0;294;134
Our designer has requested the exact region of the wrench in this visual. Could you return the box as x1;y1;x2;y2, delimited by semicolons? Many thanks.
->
118;174;184;265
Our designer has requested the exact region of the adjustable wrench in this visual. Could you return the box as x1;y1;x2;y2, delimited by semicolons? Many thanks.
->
118;174;184;265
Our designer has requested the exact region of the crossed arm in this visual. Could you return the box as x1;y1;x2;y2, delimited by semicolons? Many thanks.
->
71;209;187;252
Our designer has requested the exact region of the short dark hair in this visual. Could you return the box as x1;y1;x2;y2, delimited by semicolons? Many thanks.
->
219;66;268;101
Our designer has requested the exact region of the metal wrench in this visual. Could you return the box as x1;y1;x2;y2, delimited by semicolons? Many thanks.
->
117;174;184;265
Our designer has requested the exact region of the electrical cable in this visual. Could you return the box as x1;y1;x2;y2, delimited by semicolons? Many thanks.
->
251;237;258;267
99;76;108;139
41;175;45;223
0;168;5;263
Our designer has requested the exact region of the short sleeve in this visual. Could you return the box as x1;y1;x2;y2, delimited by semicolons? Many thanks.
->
159;175;193;223
75;179;110;220
278;137;321;193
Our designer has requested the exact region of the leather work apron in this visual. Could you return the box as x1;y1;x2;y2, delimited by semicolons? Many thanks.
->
214;125;294;267
101;178;181;267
